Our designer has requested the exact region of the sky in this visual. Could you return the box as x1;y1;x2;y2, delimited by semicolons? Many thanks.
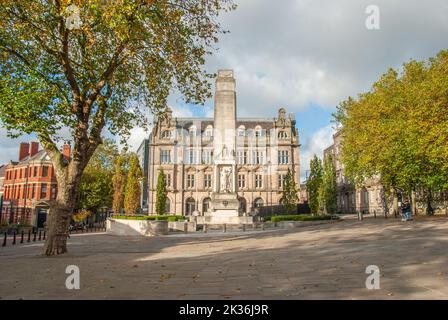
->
1;0;448;182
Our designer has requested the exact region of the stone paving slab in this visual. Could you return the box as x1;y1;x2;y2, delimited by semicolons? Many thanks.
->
1;218;448;299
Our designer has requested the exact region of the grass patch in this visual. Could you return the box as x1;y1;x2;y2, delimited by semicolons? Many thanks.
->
269;215;333;223
112;215;186;222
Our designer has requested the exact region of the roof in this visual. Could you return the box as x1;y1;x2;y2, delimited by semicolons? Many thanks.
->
18;150;49;164
173;117;278;130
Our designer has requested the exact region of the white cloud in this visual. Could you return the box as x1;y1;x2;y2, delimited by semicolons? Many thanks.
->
300;124;336;182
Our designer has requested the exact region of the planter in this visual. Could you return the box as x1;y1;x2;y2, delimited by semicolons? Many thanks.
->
106;219;169;236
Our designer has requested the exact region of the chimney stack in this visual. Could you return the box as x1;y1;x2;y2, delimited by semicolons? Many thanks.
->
19;142;30;161
29;142;39;157
62;144;71;159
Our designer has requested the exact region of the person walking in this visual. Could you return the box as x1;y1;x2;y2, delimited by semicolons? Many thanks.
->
401;199;412;221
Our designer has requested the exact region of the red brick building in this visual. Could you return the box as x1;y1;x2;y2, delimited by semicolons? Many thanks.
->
0;142;70;228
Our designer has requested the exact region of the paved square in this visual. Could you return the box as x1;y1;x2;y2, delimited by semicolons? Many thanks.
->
1;218;448;299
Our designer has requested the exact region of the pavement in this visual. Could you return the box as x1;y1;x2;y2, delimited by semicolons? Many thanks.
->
1;217;448;299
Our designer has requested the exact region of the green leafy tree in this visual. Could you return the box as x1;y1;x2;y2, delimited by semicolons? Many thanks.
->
155;169;168;215
320;154;337;214
306;155;323;215
282;169;299;214
334;51;448;215
0;0;235;255
77;139;119;212
124;153;142;215
112;154;128;215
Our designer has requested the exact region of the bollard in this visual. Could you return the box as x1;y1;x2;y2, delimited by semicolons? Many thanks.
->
21;231;24;244
242;224;246;232
33;232;37;242
184;222;188;234
204;224;208;233
223;224;227;233
13;231;16;245
2;232;6;247
27;230;31;242
262;223;265;231
374;210;377;219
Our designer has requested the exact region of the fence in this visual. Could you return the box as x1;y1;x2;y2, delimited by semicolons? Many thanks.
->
1;222;106;248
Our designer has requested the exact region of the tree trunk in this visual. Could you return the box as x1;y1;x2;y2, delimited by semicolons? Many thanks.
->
411;190;417;216
43;173;80;256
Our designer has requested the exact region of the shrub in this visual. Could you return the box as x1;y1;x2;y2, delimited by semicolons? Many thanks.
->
269;215;333;223
111;215;185;221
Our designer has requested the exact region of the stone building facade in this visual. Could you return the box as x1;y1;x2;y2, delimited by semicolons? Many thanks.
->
140;70;301;216
324;131;384;214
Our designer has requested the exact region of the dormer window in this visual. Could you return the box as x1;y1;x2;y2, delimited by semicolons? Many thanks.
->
204;125;213;137
237;125;246;137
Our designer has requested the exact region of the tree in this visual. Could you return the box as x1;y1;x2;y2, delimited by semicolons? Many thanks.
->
306;155;323;215
155;169;168;215
0;1;235;254
282;169;299;214
320;154;337;214
124;153;142;215
112;154;128;215
77;139;119;212
334;51;448;215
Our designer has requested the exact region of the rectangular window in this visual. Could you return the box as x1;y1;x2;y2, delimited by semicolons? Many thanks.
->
188;150;197;164
278;174;286;189
51;185;57;199
42;166;49;177
187;174;195;188
40;184;47;199
202;150;213;164
255;174;263;188
31;184;35;199
33;167;37;177
278;150;289;164
160;150;171;164
253;151;264;164
237;151;247;165
204;174;212;189
165;174;171;188
238;174;246;189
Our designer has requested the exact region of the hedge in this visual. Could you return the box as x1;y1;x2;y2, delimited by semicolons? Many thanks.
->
269;215;333;223
111;215;186;222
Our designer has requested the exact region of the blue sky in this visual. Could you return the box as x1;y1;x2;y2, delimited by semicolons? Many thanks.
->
2;0;448;183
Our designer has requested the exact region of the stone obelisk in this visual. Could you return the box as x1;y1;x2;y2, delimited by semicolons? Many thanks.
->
210;70;240;220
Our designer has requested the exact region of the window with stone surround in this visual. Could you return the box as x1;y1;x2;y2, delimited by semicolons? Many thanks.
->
40;183;47;199
160;150;171;164
204;174;212;189
278;174;286;189
187;174;195;188
252;150;264;165
42;166;49;177
202;150;213;164
278;131;288;139
165;173;171;188
255;174;263;188
237;150;247;164
278;150;289;164
238;174;246;189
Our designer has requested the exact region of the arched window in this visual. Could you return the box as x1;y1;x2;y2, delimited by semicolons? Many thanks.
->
189;126;197;137
237;125;246;137
165;198;171;214
255;126;263;137
202;197;211;213
253;198;264;208
238;197;247;214
161;130;172;139
204;125;213;137
278;131;288;139
186;198;196;215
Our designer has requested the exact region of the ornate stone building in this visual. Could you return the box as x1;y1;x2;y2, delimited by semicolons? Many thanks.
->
140;70;300;217
324;131;384;214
